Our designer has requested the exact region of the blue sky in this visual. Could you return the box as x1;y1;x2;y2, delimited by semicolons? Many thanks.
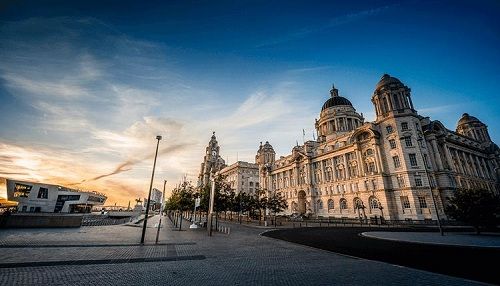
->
1;0;499;204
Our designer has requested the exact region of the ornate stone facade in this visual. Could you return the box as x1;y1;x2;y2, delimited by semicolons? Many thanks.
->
197;132;226;187
257;74;500;221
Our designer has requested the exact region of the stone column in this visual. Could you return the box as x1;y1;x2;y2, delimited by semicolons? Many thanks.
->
443;144;454;171
374;144;384;173
430;139;444;170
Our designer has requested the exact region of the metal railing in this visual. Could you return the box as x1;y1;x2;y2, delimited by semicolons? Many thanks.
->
81;214;135;226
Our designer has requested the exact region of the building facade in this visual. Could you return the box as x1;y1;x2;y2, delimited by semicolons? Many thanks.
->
218;161;260;195
6;179;107;213
197;132;226;187
257;74;500;221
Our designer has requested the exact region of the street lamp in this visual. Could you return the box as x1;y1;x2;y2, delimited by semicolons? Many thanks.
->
141;135;162;244
417;137;444;236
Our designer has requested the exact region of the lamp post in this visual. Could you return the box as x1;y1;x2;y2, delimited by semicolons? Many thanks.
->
155;179;167;244
141;135;162;244
207;177;216;236
417;137;444;236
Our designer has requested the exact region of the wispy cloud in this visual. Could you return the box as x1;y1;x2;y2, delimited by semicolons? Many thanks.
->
257;5;394;48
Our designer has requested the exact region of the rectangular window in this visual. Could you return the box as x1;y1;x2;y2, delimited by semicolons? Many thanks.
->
401;122;409;131
400;196;411;209
397;176;405;187
393;156;401;168
415;176;423;187
405;137;413;147
13;183;32;198
418;196;428;208
409;154;418;167
389;139;397;149
37;187;48;199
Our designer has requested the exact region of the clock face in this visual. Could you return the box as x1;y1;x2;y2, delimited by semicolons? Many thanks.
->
212;150;217;157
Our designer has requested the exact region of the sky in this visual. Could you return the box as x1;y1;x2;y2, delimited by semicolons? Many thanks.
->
0;0;499;205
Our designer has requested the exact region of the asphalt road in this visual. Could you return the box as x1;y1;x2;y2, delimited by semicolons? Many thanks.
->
262;227;500;285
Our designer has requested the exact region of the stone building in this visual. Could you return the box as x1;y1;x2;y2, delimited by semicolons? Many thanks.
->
197;133;260;194
218;161;260;195
197;132;226;187
257;74;500;221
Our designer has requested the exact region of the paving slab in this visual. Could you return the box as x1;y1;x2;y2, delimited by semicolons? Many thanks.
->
0;216;485;285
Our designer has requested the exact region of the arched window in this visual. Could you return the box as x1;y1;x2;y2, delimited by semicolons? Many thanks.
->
327;199;334;210
317;200;323;209
340;198;348;210
353;197;363;210
369;196;379;211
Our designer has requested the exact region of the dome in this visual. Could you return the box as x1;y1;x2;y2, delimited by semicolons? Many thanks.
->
375;74;403;91
457;113;482;126
321;96;353;111
258;141;275;152
321;85;352;111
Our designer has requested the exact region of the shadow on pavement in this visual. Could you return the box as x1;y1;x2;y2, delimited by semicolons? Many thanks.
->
263;227;500;285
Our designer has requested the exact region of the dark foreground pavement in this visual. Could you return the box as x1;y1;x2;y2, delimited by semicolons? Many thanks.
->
262;227;500;285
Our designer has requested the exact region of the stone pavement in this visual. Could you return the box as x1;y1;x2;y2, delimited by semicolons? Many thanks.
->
361;231;500;248
0;216;485;285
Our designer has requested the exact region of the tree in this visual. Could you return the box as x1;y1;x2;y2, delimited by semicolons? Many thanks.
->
267;192;288;225
445;188;500;234
165;181;195;230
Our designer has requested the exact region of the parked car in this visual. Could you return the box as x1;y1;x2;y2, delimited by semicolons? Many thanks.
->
290;213;304;221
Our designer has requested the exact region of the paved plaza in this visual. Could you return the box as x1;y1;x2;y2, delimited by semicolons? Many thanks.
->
0;216;488;285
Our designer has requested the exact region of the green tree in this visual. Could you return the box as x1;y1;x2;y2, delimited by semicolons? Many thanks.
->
165;181;195;230
267;192;288;225
445;188;500;234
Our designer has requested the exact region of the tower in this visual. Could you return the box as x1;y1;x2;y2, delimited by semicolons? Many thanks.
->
315;84;364;142
255;141;275;190
197;132;226;187
456;113;492;144
371;74;415;121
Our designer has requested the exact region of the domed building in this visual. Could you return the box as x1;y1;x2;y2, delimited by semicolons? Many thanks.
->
256;74;500;221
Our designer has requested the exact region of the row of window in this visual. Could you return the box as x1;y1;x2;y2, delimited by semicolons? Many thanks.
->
386;121;419;134
400;196;428;209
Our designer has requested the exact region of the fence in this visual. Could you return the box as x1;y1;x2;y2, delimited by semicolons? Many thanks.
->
81;214;135;226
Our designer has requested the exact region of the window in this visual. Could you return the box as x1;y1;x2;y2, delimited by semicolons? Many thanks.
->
37;187;48;199
13;183;32;198
249;182;253;187
423;154;430;169
340;199;348;210
415;175;423;187
409;154;418;167
418;196;427;208
328;199;334;210
369;197;379;210
404;136;413;147
317;200;323;209
397;176;405;187
389;139;397;149
386;125;393;134
400;196;411;209
393;156;401;168
401;122;409;131
368;162;376;173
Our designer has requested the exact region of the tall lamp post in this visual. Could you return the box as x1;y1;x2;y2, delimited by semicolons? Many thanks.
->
141;135;162;244
417;137;444;236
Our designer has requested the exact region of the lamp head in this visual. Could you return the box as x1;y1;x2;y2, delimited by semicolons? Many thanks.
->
156;135;162;140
